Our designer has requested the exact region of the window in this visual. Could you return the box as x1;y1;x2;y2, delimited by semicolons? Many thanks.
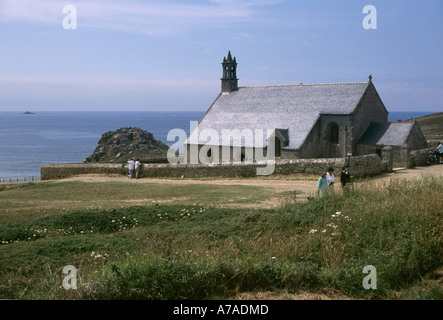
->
330;123;339;144
274;137;281;157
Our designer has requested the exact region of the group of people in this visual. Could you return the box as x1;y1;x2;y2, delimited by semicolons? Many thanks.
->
317;166;351;197
127;158;143;179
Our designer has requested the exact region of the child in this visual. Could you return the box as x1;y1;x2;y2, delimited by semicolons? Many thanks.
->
340;166;351;189
326;167;335;187
317;172;329;197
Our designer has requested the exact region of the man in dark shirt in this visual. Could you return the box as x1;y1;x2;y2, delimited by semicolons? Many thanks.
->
340;166;351;189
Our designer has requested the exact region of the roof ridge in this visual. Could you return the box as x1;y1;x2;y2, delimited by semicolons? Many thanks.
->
241;82;367;89
371;121;414;125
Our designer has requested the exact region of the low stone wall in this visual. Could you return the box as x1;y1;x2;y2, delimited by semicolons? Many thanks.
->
348;154;386;177
410;148;434;167
41;163;126;180
41;153;388;180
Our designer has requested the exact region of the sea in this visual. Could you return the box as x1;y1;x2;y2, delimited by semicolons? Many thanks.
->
0;111;436;180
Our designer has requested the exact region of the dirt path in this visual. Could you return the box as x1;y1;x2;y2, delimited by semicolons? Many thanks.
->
63;173;318;192
61;164;443;188
364;164;443;183
58;165;443;208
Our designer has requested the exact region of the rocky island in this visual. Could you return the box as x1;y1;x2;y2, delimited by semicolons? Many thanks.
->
83;127;169;163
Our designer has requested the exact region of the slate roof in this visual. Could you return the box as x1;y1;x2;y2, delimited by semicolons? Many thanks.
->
358;122;414;146
186;82;368;149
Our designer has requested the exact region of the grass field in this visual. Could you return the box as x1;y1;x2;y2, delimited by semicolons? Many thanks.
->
0;174;442;300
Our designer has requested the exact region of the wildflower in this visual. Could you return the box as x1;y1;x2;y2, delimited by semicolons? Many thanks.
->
309;229;318;234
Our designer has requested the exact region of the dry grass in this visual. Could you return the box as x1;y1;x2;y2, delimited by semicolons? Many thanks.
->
1;167;442;300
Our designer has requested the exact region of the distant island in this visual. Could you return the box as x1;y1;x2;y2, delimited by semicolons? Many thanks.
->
23;111;35;114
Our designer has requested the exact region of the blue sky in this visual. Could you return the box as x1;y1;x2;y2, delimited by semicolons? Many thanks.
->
0;0;442;112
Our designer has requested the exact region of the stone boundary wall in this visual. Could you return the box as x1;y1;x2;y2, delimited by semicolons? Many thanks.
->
41;153;390;180
41;163;126;180
410;148;434;167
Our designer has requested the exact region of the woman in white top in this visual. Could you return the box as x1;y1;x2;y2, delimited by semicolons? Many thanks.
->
326;167;335;187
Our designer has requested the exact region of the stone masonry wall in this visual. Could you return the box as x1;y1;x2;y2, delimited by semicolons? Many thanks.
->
41;153;389;180
410;148;434;167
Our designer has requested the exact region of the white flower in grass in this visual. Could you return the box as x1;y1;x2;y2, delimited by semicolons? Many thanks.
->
331;212;342;219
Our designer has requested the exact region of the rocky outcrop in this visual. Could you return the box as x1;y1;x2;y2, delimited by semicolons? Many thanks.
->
83;127;169;163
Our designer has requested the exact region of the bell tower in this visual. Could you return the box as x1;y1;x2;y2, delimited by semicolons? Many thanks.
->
221;51;238;93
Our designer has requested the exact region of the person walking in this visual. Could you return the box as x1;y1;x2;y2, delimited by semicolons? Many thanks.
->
127;158;135;178
317;172;329;197
134;159;143;179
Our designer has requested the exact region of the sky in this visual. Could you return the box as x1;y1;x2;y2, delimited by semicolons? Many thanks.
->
0;0;442;112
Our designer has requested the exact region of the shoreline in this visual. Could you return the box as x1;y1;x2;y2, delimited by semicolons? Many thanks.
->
1;111;441;179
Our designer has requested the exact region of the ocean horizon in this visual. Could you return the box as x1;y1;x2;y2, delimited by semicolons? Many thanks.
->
0;110;438;180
